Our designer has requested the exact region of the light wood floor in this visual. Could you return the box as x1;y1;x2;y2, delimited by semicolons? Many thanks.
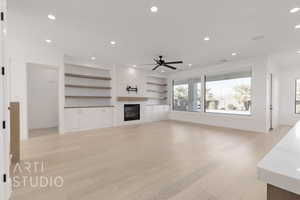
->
11;120;290;200
29;127;58;138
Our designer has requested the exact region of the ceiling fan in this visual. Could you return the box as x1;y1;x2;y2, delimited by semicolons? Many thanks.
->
148;56;183;71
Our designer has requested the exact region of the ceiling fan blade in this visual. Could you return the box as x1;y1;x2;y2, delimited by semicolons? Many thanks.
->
152;65;161;71
154;59;160;64
163;64;177;70
164;61;183;65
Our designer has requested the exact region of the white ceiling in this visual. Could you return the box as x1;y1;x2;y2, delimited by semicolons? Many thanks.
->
8;0;300;71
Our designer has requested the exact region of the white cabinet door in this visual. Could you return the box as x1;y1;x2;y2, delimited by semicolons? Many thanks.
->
99;108;113;128
145;106;154;122
79;108;113;131
157;105;165;120
64;109;80;132
79;108;95;131
65;108;113;132
162;105;170;120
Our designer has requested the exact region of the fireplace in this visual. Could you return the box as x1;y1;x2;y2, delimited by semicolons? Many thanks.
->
124;104;140;121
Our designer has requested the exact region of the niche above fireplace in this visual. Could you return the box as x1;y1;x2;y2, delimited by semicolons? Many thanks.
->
124;104;140;121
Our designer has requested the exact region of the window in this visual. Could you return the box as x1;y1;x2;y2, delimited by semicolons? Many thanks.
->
296;79;300;114
173;79;201;112
173;82;189;111
205;71;251;115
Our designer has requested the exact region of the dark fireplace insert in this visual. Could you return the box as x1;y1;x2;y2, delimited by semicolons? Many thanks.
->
124;104;140;121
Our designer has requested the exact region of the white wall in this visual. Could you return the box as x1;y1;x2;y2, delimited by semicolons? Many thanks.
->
267;52;300;126
168;57;270;133
27;63;59;130
278;65;300;125
8;37;64;140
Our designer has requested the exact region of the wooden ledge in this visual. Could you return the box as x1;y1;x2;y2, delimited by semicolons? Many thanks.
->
117;97;148;102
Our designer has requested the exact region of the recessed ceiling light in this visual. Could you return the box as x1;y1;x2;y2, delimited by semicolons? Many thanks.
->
252;35;265;41
297;168;300;172
295;24;300;29
188;64;192;67
290;8;300;13
297;50;300;54
204;37;210;41
110;41;116;45
45;39;52;43
150;6;158;13
91;57;96;60
232;52;237;56
48;14;56;20
133;65;137;68
220;59;228;63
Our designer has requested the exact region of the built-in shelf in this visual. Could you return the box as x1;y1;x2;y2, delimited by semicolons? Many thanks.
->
65;84;111;90
117;97;148;102
147;89;167;94
64;63;112;112
146;76;168;106
148;97;167;100
65;96;112;99
146;82;167;87
146;104;170;106
64;105;114;109
65;73;111;80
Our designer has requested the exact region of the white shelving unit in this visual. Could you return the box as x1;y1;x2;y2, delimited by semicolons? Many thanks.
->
64;64;112;108
146;76;168;105
64;64;114;133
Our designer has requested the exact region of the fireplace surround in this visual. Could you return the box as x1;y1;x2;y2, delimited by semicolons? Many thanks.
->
124;104;140;121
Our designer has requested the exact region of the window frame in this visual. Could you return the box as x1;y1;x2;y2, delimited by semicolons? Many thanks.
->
203;72;252;116
172;81;189;112
171;70;252;117
172;78;201;112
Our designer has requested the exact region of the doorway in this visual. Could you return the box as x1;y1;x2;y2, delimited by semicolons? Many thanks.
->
27;63;59;138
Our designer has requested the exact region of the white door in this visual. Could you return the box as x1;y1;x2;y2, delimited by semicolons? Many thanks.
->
269;74;273;130
0;0;10;199
64;108;80;132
